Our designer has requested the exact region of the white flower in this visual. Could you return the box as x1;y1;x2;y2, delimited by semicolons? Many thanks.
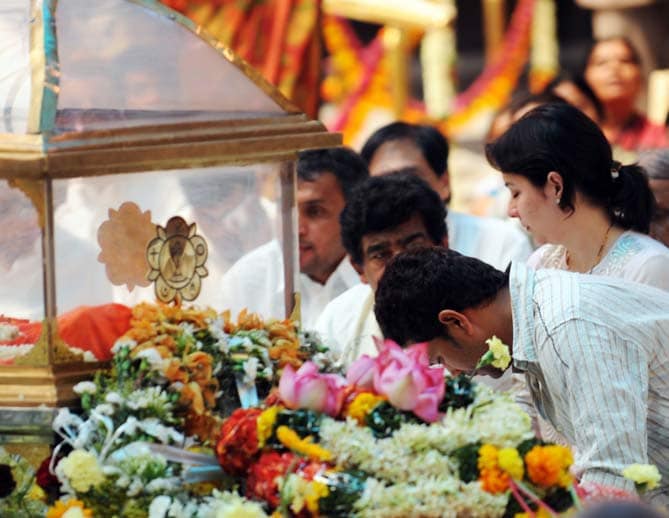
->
136;348;167;371
149;496;172;518
111;338;137;354
180;322;196;339
105;392;124;405
0;323;19;341
73;381;98;395
126;386;172;411
62;507;89;518
94;403;115;416
242;357;259;384
145;477;180;493
138;418;184;444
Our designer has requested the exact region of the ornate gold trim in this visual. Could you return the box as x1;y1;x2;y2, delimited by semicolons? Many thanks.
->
0;362;103;406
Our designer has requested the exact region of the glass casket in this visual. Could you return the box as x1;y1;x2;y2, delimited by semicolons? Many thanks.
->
0;0;339;449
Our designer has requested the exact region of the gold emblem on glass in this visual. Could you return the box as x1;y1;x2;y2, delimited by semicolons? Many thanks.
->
146;217;208;304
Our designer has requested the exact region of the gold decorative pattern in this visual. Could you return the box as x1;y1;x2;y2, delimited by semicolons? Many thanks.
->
147;216;209;303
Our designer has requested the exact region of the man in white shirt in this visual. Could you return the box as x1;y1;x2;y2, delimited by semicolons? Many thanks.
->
374;247;669;502
360;121;533;270
220;148;368;328
315;172;447;366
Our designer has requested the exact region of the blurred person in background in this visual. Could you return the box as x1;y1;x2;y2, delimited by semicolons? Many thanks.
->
361;122;533;270
220;148;368;328
581;37;668;152
639;149;669;246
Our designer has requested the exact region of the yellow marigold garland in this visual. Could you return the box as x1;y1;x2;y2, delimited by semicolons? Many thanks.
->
257;406;280;448
276;425;333;462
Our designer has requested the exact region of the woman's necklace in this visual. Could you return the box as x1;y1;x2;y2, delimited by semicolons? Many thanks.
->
565;223;614;274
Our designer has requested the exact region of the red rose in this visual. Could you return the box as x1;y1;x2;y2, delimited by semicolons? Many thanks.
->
216;408;262;476
246;451;301;508
36;454;59;492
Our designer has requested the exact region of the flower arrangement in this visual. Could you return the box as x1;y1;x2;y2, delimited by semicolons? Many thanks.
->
34;303;331;516
96;302;331;442
212;340;619;517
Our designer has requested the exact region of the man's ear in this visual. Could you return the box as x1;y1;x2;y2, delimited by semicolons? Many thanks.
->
437;309;473;337
349;257;368;284
437;170;451;203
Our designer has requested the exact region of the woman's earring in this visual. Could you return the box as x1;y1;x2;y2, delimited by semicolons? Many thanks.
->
555;198;560;205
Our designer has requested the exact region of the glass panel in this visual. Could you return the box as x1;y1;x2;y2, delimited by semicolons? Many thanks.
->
0;179;45;363
54;0;286;132
52;163;295;326
0;0;31;134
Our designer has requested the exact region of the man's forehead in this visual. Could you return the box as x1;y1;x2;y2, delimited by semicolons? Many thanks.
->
297;172;343;199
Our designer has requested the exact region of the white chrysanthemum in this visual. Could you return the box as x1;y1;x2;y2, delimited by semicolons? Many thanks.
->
149;496;172;518
73;381;97;395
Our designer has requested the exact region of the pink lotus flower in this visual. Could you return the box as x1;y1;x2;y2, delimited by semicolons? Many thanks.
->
347;340;446;423
346;354;375;389
278;362;347;417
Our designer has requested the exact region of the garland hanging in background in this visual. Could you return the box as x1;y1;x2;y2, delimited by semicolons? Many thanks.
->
321;0;539;141
529;0;559;93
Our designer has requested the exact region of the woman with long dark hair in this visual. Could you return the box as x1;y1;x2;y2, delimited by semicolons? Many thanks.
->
487;102;669;288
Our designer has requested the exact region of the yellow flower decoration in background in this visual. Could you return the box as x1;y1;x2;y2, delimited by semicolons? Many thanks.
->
346;392;386;425
257;406;280;448
525;445;573;488
623;463;662;491
276;425;332;462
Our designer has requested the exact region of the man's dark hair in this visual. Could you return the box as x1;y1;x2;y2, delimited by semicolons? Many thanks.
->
297;147;369;201
340;171;447;265
360;122;449;178
374;248;507;345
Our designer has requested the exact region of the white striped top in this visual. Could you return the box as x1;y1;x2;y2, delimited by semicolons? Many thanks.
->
509;262;669;500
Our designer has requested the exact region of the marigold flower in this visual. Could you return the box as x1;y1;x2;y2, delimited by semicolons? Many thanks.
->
480;467;510;493
257;406;280;448
216;408;262;476
498;447;524;480
276;425;333;462
525;445;573;488
478;444;500;472
346;392;386;425
622;463;662;491
46;499;93;518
